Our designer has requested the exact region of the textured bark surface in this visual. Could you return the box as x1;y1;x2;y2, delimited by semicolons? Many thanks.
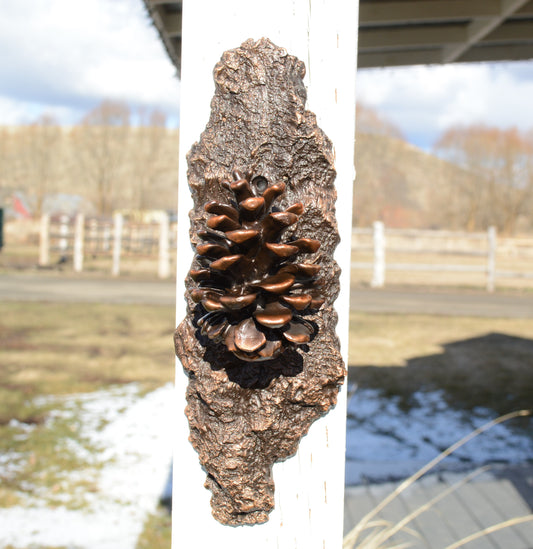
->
174;38;345;526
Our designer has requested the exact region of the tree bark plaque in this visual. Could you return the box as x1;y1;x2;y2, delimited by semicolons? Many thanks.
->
174;37;345;526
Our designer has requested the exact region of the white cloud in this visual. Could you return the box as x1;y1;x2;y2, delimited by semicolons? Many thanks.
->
357;61;533;148
0;95;81;126
2;0;532;144
0;0;180;125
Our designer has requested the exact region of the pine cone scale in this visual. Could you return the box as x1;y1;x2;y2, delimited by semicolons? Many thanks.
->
189;170;325;362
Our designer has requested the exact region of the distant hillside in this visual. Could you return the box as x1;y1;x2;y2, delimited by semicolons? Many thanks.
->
353;133;475;229
0;124;179;218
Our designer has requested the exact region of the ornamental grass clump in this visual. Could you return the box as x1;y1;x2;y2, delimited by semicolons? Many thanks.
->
343;409;533;549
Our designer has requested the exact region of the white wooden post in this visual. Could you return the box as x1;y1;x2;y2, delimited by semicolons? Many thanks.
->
112;212;123;277
158;212;170;279
174;1;358;548
59;214;69;258
487;225;497;293
89;218;98;255
73;213;84;273
371;220;385;288
39;213;50;266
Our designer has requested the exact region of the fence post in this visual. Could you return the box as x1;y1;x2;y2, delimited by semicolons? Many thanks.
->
39;213;50;266
0;208;3;252
88;218;98;255
371;220;385;288
73;213;84;273
59;214;69;260
112;212;123;277
487;226;496;293
158;212;170;279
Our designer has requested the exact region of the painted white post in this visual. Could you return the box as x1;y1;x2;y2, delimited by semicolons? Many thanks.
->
89;218;98;255
73;213;84;273
487;225;497;293
371;220;385;288
174;1;358;548
59;214;69;258
39;213;50;266
112;212;123;277
158;212;170;279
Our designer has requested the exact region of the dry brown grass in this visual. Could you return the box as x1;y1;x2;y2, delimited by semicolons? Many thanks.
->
348;311;533;416
0;302;175;421
348;311;533;367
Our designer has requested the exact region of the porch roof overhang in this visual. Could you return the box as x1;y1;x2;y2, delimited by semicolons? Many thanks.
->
143;0;533;76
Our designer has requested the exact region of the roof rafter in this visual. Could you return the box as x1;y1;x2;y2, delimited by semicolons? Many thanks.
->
359;0;502;26
442;0;532;62
482;20;533;43
460;43;533;63
144;0;533;72
359;24;468;50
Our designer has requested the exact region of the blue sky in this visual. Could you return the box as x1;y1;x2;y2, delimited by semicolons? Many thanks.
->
1;0;533;150
358;61;533;150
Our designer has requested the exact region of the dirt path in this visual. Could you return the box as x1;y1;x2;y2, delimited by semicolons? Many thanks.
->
350;286;533;318
2;273;532;317
0;273;176;305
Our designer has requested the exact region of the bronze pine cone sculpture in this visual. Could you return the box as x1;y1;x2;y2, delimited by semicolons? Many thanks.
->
189;170;325;362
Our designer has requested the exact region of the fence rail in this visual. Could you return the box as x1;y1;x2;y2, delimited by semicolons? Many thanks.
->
352;222;533;292
38;215;533;288
39;213;176;278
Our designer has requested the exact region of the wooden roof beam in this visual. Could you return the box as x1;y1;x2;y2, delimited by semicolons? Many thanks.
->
515;0;533;16
358;48;443;69
142;0;181;75
482;20;533;42
359;24;468;51
359;0;502;26
459;43;533;62
157;10;181;38
145;0;179;5
442;0;532;62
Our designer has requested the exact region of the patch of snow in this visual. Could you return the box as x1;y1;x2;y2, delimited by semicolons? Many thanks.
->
346;387;533;485
0;383;175;549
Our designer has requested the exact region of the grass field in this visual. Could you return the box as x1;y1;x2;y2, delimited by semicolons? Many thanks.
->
349;311;533;417
1;302;532;547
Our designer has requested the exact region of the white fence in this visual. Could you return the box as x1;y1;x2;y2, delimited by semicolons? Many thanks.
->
39;213;176;278
38;216;533;288
352;221;533;292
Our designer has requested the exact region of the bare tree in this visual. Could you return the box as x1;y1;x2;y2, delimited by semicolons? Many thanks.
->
15;115;63;216
354;103;410;226
72;100;131;216
434;126;493;231
0;127;11;190
356;102;404;140
128;108;176;210
435;125;533;234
